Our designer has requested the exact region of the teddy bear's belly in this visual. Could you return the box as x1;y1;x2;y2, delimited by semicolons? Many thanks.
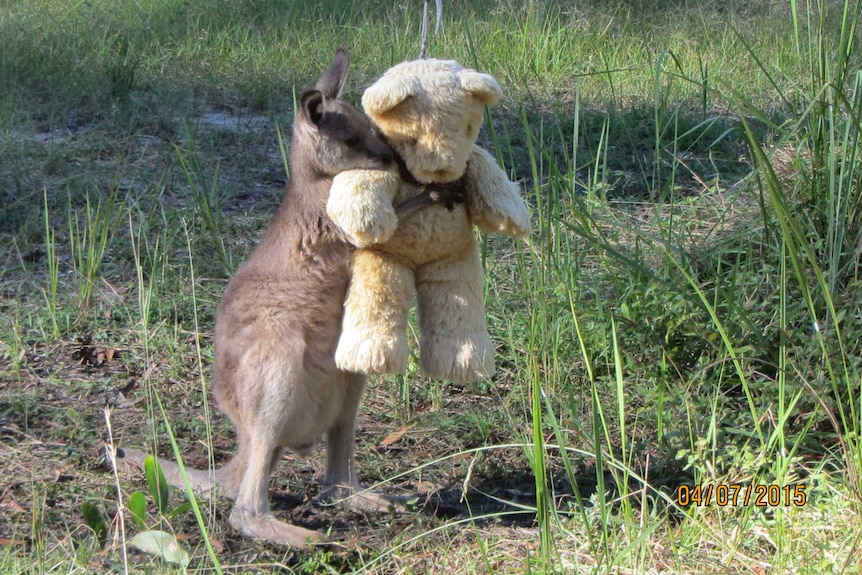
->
384;199;474;266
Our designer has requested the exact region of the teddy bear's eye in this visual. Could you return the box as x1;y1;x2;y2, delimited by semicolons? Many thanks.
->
344;136;361;147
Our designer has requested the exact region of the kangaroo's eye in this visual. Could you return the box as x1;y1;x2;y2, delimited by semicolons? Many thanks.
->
345;136;361;147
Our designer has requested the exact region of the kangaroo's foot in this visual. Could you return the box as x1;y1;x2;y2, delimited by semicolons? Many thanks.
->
229;506;329;549
317;483;415;512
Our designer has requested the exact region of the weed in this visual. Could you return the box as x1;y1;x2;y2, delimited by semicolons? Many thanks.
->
66;187;123;323
41;189;61;338
175;125;233;277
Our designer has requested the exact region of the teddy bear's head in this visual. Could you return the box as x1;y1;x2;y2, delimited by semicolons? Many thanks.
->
361;58;501;184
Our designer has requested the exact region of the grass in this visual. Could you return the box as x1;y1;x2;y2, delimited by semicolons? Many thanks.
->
1;0;862;573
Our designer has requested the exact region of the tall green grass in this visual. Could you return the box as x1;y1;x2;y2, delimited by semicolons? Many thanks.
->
468;1;862;572
67;187;123;321
0;0;806;126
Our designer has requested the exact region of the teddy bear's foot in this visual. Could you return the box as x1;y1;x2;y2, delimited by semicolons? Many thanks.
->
420;332;496;384
335;329;409;375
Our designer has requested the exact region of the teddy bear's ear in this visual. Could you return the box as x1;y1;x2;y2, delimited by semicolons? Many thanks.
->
459;71;502;106
362;75;420;115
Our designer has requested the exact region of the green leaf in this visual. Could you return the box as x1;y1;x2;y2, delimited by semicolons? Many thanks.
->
80;502;109;549
127;491;148;530
166;501;193;521
144;455;170;516
129;530;190;568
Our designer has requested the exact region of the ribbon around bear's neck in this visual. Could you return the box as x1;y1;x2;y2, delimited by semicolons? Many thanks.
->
393;150;467;199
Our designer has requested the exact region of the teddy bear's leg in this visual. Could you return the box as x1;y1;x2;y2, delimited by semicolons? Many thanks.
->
415;244;495;384
335;249;415;375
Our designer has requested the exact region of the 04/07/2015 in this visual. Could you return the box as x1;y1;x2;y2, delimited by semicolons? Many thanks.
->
676;484;807;507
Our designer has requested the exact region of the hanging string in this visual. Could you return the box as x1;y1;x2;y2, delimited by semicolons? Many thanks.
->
419;0;443;59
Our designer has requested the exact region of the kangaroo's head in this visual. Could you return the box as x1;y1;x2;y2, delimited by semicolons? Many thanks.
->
294;49;393;177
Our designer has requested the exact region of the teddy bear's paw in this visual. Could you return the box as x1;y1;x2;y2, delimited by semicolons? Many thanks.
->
497;205;532;239
501;186;532;237
420;333;496;384
328;202;398;247
335;330;409;375
469;181;532;239
350;212;398;246
328;170;400;246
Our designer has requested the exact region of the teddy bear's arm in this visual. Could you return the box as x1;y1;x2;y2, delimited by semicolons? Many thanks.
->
464;146;532;239
328;169;401;247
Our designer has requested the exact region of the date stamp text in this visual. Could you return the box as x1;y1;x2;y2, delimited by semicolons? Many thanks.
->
676;484;807;507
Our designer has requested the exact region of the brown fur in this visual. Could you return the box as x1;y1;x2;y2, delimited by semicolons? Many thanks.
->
116;49;448;548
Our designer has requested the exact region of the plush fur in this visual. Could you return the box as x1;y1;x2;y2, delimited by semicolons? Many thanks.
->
326;59;531;384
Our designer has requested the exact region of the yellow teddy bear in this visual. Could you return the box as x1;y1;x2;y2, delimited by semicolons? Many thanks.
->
326;58;530;384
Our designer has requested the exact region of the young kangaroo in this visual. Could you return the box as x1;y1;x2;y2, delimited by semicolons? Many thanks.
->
116;49;459;547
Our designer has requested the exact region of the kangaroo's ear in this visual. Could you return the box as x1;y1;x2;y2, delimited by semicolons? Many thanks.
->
299;89;325;127
315;48;349;100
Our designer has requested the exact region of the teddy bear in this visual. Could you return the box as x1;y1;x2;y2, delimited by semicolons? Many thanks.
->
326;57;531;384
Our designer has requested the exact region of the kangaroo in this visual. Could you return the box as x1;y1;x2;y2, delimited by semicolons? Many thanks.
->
115;49;460;548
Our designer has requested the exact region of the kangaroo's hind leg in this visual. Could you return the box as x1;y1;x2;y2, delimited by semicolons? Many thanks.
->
229;437;324;548
318;371;412;511
226;345;328;549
